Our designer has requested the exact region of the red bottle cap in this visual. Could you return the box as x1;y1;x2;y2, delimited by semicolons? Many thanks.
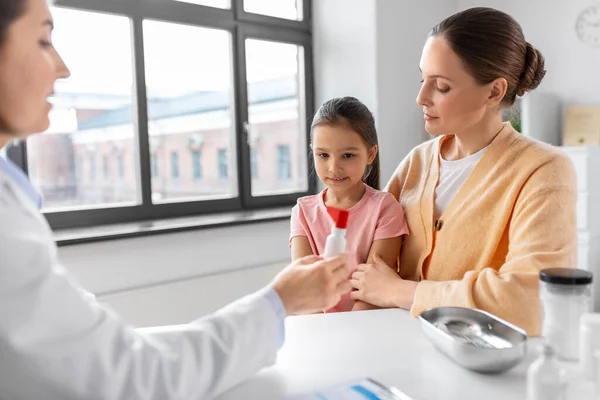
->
327;206;349;229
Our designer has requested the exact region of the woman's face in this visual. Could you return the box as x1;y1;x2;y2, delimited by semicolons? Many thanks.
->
416;36;493;136
0;0;70;138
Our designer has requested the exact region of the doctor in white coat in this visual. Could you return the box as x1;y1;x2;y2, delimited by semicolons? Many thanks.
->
0;1;352;399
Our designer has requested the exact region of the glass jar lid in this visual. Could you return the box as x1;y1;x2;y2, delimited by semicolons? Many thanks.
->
540;268;593;285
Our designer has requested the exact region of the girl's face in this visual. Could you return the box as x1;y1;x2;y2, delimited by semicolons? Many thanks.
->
0;0;70;139
416;36;494;136
312;124;377;194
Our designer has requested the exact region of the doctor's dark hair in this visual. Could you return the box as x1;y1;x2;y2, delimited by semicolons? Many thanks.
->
310;96;380;190
430;7;546;108
0;0;26;46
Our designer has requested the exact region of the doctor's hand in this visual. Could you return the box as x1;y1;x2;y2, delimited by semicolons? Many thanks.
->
272;255;350;316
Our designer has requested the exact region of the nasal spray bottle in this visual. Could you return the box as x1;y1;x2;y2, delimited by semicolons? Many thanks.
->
323;207;349;257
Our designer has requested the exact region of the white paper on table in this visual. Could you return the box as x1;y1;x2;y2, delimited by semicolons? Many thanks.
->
288;378;414;400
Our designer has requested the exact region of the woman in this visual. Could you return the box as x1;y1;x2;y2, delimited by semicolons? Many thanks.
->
0;0;350;399
350;7;576;336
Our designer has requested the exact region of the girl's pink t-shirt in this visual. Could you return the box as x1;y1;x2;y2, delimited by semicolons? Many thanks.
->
290;184;409;312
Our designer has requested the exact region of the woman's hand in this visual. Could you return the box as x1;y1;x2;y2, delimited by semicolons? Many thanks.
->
350;254;418;310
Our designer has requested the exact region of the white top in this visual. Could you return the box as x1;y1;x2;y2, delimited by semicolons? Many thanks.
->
0;167;284;400
434;145;488;219
218;309;547;400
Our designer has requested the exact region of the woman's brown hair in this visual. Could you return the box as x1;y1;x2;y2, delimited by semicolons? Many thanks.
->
0;0;26;46
431;7;546;108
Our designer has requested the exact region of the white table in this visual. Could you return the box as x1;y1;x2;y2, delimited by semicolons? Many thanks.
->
217;309;544;400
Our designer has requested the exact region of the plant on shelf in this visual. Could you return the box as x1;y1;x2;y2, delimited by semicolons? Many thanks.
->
509;118;521;133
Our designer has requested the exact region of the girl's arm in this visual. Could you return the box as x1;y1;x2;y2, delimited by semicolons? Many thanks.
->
289;203;313;262
352;236;402;311
291;236;313;262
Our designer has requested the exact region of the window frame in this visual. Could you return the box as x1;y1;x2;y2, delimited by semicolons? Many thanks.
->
7;0;315;231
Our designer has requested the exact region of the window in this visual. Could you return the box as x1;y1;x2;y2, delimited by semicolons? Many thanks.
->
171;151;179;180
144;21;236;202
13;0;313;230
103;156;110;179
117;154;125;179
277;145;291;180
244;0;303;20
89;154;96;181
75;156;83;181
250;147;258;179
246;39;308;196
151;153;159;178
218;149;228;180
174;0;229;8
26;8;136;211
192;151;202;180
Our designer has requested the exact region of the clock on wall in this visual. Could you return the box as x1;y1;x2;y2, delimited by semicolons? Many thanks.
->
576;4;600;47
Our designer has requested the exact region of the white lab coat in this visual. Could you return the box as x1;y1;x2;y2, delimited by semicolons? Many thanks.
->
0;169;283;399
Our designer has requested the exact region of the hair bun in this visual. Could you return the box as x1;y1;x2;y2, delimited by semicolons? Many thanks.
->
517;42;546;96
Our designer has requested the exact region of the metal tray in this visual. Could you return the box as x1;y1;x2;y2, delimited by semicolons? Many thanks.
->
419;307;528;373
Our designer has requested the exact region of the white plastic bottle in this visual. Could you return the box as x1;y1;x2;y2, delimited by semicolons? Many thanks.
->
527;343;566;400
323;207;349;257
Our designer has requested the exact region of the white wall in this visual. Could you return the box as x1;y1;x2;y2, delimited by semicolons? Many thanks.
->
457;0;600;106
375;0;458;181
60;220;290;294
312;0;378;114
59;221;290;325
313;0;457;182
99;262;284;327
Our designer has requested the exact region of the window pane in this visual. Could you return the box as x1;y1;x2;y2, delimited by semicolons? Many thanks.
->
244;0;302;20
26;8;137;211
144;21;237;203
192;151;202;180
218;149;228;180
277;145;291;180
117;154;125;179
151;153;159;178
171;151;179;180
102;155;109;179
174;0;229;8
246;39;308;196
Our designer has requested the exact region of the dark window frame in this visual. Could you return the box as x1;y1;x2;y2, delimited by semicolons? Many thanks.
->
6;0;315;231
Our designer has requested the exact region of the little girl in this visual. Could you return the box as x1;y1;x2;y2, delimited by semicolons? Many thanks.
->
289;96;409;312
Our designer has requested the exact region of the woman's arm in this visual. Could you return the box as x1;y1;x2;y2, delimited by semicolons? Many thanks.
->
352;237;402;311
291;236;313;262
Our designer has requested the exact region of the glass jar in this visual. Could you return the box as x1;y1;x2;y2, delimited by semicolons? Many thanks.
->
540;268;593;361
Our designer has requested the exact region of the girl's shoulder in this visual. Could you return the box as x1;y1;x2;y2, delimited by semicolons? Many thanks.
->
363;185;403;210
295;192;323;208
293;192;325;218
